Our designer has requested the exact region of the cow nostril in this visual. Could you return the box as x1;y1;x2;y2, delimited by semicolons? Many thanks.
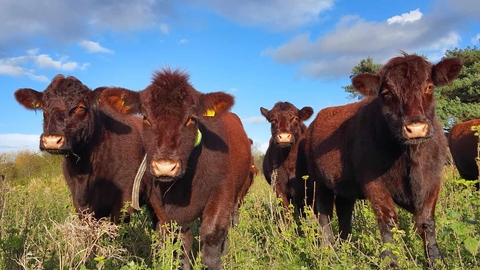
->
403;122;429;139
41;135;65;149
276;133;293;143
151;159;181;177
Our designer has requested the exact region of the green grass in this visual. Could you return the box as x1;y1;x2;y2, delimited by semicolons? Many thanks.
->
0;151;479;269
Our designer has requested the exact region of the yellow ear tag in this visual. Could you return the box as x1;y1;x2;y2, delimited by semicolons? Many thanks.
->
203;109;215;117
194;128;202;147
32;101;41;108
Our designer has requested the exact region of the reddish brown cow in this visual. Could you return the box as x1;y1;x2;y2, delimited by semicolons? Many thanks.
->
261;102;314;212
449;118;480;189
100;69;251;269
305;53;462;267
14;75;152;224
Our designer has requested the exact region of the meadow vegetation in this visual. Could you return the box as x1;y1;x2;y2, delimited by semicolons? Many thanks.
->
0;150;478;269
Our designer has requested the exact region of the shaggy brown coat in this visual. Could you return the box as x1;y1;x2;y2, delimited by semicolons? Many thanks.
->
14;75;152;224
100;69;252;270
449;118;480;188
305;53;462;267
261;102;314;211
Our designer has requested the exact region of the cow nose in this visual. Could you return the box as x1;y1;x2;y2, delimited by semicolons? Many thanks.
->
41;135;65;149
151;159;180;177
276;133;293;143
403;122;429;138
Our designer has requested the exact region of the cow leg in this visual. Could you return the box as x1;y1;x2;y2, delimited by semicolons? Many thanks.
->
200;197;233;270
335;195;356;240
414;184;444;267
363;181;398;267
317;184;335;244
276;183;290;209
181;228;193;270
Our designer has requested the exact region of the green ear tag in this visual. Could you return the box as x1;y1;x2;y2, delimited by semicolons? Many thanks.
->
194;128;202;147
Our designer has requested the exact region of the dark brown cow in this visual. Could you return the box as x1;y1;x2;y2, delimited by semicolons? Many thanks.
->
305;53;462;267
261;102;314;212
449;118;480;189
14;75;152;224
100;69;251;269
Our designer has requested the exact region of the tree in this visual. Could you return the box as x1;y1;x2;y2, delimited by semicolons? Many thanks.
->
343;48;480;128
436;46;480;126
342;57;383;100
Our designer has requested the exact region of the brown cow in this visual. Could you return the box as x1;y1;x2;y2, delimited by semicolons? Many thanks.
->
233;138;257;225
100;68;251;269
261;102;314;212
14;75;153;224
305;53;462;267
449;118;480;189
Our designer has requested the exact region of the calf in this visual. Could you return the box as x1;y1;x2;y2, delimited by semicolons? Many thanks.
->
100;68;251;269
261;102;314;211
305;53;462;267
448;118;480;189
14;75;151;224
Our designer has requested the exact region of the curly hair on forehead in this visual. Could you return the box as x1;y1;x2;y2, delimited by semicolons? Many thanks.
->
146;68;200;118
44;75;91;100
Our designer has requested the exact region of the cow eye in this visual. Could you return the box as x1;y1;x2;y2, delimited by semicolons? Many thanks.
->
380;88;392;99
143;115;151;126
425;83;434;95
74;106;87;117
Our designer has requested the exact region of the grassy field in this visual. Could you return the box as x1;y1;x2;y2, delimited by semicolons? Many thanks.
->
0;151;479;269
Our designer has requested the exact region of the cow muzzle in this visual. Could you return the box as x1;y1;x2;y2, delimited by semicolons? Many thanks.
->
40;135;65;150
151;159;181;179
403;122;429;139
275;132;294;145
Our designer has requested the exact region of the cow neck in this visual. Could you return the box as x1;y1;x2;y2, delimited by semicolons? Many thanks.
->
64;110;104;173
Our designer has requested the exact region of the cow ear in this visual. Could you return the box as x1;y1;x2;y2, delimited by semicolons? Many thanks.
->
299;106;314;121
14;88;43;110
352;74;381;96
432;58;463;87
88;86;107;110
100;87;141;115
199;92;234;116
260;107;270;119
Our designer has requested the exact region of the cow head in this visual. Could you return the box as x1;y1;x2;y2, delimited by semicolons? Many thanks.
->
14;75;102;154
100;68;234;182
352;53;462;144
260;102;313;147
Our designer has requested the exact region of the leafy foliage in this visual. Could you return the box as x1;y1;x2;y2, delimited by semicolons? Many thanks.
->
342;57;383;100
436;46;480;127
0;151;479;269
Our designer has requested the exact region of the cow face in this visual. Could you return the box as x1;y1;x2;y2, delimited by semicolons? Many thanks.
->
14;75;101;154
101;69;234;182
352;54;462;144
260;102;313;147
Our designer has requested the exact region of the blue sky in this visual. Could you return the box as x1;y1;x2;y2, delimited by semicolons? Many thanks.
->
1;0;479;153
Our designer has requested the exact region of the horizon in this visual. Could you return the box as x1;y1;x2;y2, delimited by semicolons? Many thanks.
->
1;0;479;154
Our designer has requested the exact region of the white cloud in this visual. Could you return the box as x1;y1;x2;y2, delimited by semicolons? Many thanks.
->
159;23;170;34
0;0;175;51
34;54;79;71
0;49;87;82
387;9;423;25
200;0;334;30
472;33;480;44
263;6;465;79
179;39;189;44
243;116;267;124
0;134;40;154
79;40;114;54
